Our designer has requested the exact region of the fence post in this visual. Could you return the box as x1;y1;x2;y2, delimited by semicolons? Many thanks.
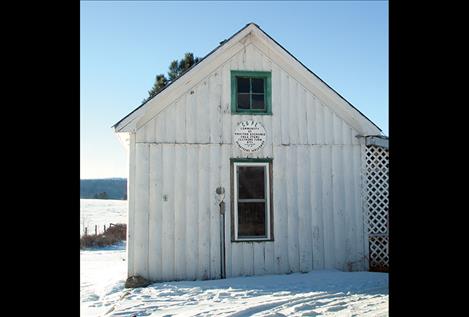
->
85;227;87;236
95;225;97;236
104;225;106;232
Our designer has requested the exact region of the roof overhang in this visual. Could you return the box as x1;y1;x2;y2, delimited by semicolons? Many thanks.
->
365;135;389;149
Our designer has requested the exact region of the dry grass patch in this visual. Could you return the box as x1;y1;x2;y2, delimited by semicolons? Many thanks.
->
80;223;126;249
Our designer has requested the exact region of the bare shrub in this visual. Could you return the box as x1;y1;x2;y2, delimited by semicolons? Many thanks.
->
80;223;126;249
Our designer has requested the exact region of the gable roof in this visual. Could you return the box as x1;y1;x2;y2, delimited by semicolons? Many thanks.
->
113;23;382;135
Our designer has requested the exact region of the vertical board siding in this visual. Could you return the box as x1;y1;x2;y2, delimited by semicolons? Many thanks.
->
321;146;335;268
136;127;144;143
161;144;175;280
343;122;352;145
264;242;275;274
310;146;325;270
333;113;342;145
271;64;282;146
324;106;333;145
148;144;162;280
185;145;198;280
175;97;186;143
297;87;308;145
352;129;360;145
231;243;243;277
127;133;136;277
288;79;299;145
174;145;186;280
209;73;222;144
221;145;232;277
345;144;357;269
253;243;265;275
353;145;365;269
281;71;290;145
134;143;149;277
298;145;313;272
332;145;346;270
186;85;197;144
197;145;210;280
316;99;325;144
306;93;316;145
196;82;210;143
221;64;232;145
273;146;288;274
130;43;368;281
209;144;221;279
243;243;254;276
165;104;176;143
286;147;299;272
230;137;243;277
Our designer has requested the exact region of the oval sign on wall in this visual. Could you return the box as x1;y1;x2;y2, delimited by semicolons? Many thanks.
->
233;120;266;152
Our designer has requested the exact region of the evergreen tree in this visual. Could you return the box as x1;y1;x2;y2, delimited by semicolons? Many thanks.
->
142;52;201;103
145;74;168;102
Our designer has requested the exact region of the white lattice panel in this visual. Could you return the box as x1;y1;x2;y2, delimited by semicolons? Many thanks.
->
369;236;389;269
362;144;389;271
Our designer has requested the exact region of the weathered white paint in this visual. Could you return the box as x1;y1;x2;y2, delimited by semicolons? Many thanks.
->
174;145;186;280
161;144;175;280
127;132;136;276
121;27;375;282
134;143;149;278
148;144;162;280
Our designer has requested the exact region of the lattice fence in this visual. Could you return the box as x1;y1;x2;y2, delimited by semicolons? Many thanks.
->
362;143;389;271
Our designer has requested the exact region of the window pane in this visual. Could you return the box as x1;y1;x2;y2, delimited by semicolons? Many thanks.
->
237;77;250;93
251;94;265;109
238;202;266;237
237;93;250;109
251;78;264;93
238;166;265;199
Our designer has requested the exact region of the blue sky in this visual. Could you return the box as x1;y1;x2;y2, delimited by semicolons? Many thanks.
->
81;1;388;179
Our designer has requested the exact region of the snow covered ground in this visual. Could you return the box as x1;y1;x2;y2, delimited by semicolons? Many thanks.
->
80;199;127;236
80;199;388;316
81;246;388;316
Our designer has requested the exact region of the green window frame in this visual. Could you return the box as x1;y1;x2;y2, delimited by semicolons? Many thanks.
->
231;70;272;115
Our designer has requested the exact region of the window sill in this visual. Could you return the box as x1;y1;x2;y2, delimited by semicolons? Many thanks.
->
231;238;274;243
231;111;272;115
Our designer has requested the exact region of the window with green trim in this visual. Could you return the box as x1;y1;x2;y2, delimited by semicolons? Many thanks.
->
231;71;272;115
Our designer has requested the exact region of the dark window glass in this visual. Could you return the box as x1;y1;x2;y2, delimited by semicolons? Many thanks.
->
237;166;265;199
237;77;250;93
237;93;250;109
232;72;270;113
251;78;264;93
238;202;266;237
251;94;265;109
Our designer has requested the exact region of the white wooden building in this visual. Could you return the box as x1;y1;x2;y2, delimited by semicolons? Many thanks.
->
113;23;389;282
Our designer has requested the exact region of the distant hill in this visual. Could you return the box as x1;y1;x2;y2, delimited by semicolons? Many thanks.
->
80;178;127;200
